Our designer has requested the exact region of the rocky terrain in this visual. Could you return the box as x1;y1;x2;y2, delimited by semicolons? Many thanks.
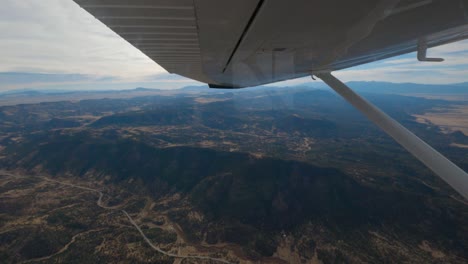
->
1;85;467;263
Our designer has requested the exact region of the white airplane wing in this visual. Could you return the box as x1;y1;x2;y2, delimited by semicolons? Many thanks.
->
73;0;468;88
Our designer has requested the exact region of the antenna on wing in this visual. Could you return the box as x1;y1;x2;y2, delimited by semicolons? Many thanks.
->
417;37;444;62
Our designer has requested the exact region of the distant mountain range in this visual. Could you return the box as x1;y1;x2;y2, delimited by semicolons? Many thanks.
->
0;82;467;107
0;87;164;96
288;81;468;94
2;81;467;96
346;81;468;94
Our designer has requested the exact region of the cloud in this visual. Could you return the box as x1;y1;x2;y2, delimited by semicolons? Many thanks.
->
0;72;120;91
0;72;92;84
143;73;197;82
0;0;165;79
0;72;202;91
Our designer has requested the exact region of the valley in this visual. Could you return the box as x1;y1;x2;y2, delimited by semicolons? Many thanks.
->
0;86;467;263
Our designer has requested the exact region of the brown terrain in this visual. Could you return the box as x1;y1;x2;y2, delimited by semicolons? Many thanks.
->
0;170;304;263
0;86;467;263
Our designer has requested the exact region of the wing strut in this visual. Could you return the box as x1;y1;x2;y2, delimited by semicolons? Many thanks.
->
315;72;468;200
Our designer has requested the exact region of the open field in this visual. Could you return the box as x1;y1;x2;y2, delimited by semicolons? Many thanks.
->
413;105;468;135
405;94;468;102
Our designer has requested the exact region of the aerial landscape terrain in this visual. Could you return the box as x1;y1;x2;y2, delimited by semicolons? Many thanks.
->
0;82;467;263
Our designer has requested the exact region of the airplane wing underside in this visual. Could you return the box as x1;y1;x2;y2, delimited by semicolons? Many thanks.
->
72;0;468;88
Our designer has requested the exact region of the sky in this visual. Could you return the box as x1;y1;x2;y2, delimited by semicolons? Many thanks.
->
0;0;468;92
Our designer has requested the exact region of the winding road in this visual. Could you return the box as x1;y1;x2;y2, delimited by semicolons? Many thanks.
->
41;176;234;264
22;229;104;263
